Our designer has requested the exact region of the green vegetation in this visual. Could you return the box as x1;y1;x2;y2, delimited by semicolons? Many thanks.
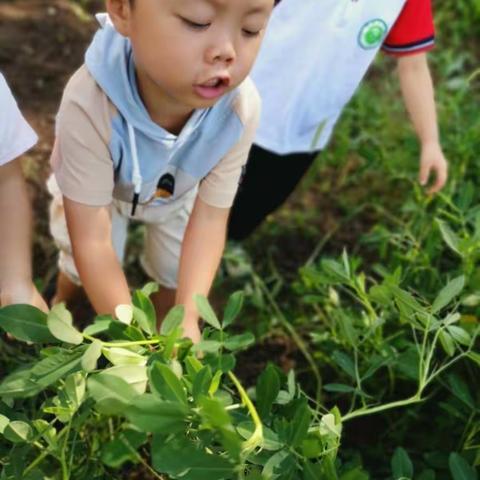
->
0;0;479;478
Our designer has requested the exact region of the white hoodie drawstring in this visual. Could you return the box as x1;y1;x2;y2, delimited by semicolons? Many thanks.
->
128;122;142;216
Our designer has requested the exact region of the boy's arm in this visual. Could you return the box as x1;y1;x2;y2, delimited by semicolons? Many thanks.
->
397;53;448;194
0;159;48;311
176;77;261;342
175;198;230;343
63;197;131;315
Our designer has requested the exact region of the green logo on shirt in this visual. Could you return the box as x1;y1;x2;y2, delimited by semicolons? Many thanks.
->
358;19;388;50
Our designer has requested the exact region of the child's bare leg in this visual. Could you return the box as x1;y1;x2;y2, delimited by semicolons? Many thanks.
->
51;271;82;306
152;287;176;330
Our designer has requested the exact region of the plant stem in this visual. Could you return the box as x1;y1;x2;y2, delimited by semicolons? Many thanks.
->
228;371;263;454
83;334;160;348
24;423;70;476
341;393;423;422
61;420;72;480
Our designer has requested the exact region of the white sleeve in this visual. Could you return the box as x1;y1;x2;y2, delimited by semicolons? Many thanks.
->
0;73;37;166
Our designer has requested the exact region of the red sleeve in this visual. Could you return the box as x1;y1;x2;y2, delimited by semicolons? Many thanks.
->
382;0;435;56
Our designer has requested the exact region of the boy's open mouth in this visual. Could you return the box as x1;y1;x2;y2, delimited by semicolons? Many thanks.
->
194;75;231;100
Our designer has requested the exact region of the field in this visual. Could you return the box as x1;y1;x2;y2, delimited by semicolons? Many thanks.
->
0;0;479;478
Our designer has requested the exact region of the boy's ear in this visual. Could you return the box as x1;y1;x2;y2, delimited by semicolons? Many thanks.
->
106;0;132;37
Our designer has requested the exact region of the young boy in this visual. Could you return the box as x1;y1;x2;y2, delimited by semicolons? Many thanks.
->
0;72;48;312
48;0;274;341
228;0;449;240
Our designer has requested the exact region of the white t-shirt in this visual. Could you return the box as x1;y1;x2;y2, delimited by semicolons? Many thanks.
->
251;0;434;154
0;73;37;166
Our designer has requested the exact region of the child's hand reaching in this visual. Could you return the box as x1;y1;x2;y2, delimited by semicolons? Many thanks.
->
182;317;202;344
0;280;49;313
418;141;448;195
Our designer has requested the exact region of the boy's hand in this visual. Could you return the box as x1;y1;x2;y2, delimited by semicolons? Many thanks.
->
419;141;448;194
182;317;202;344
1;280;49;313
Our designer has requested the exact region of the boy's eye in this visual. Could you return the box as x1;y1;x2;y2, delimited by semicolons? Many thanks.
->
242;29;262;38
180;17;211;30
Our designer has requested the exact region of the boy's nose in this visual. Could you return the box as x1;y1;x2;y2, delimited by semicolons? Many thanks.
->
205;39;236;65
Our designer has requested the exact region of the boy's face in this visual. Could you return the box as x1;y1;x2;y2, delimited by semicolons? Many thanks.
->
108;0;274;112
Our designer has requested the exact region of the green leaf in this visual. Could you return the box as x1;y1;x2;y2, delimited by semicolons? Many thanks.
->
436;220;463;256
223;291;244;328
101;429;148;468
320;413;341;438
323;383;356;393
448;374;474;409
432;276;465;313
199;395;232;429
467;351;480;367
256;364;280;419
447;326;472;346
224;332;255;351
237;421;283;451
115;304;133;325
192;366;212;402
449;453;478;480
47;304;83;345
108;321;145;342
142;282;159;297
290;402;312;448
339;467;370;480
87;373;138;414
391;447;413;479
160;305;185;336
149;362;187;405
321;259;351;283
104;365;148;394
439;330;455;357
462;294;480;307
337;312;358;346
417;469;436;480
185;355;204;379
0;414;10;434
391;287;425;315
81;340;103;372
151;436;234;480
102;347;147;366
194;295;221;330
332;351;356;379
64;372;86;409
32;348;86;389
0;304;56;343
3;421;33;443
133;290;156;335
163;326;183;360
192;340;222;354
217;353;236;373
369;284;393;306
0;366;42;398
263;450;290;477
125;394;188;433
83;316;113;336
33;419;57;450
209;370;222;396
